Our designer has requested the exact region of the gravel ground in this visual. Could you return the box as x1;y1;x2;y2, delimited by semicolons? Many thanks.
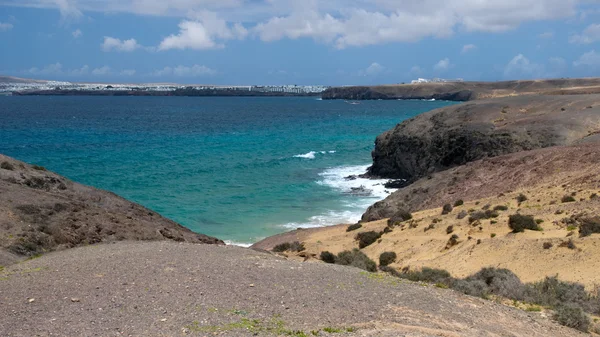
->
0;241;584;337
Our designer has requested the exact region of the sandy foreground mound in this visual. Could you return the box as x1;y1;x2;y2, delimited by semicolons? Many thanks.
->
0;154;222;266
0;241;585;336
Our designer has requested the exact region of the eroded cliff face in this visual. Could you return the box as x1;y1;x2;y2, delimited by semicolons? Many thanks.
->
367;94;600;181
0;154;223;265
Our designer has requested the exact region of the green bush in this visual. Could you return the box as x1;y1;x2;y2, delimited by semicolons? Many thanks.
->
320;251;336;264
469;210;499;224
579;217;600;237
355;231;381;249
553;305;590;332
335;249;377;272
0;161;14;171
493;205;509;211
273;241;305;253
456;210;468;220
346;223;362;232
468;268;526;300
442;204;453;215
379;252;397;266
508;214;540;233
516;194;528;204
562;195;576;203
388;210;412;226
454;200;464;207
526;276;589;309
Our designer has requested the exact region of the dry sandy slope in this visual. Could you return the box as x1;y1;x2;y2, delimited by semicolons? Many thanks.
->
0;241;585;337
254;143;600;288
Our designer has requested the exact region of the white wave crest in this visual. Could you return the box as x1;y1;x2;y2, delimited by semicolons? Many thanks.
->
293;150;336;159
224;240;253;247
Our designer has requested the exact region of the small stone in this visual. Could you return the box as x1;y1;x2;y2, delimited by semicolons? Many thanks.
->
27;298;35;303
71;298;80;302
160;318;167;322
249;284;254;287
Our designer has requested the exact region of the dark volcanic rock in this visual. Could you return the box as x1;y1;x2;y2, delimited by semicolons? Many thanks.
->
367;95;600;180
0;154;223;265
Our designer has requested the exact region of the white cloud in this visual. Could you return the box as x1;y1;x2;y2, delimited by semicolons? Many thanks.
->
461;44;477;53
28;63;63;75
434;58;452;71
70;65;89;75
153;65;217;77
539;31;554;39
72;29;82;38
574;50;600;68
102;37;141;52
120;69;136;76
158;11;247;51
360;62;384;76
569;23;600;44
2;0;588;48
0;22;13;31
504;54;544;78
92;65;111;75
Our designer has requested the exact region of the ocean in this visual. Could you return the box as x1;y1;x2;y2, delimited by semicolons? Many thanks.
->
0;96;454;245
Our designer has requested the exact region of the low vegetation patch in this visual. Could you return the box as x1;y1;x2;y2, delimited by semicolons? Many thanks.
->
441;204;453;215
320;251;335;264
0;161;14;171
468;210;499;224
543;242;553;249
335;249;377;272
446;225;454;234
272;241;305;253
456;210;468;220
453;200;464;207
378;266;599;332
31;165;46;171
516;194;528;204
445;234;460;249
508;214;540;233
493;205;509;211
346;223;362;232
579;217;600;237
387;210;412;226
355;231;381;249
379;252;397;266
562;195;577;203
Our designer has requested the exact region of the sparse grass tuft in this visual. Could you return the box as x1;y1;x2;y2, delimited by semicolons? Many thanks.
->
494;205;509;211
336;249;377;272
31;165;46;171
579;217;600;237
387;210;412;226
554;305;590;332
320;251;335;264
456;210;468;220
442;203;453;215
543;242;553;250
516;194;528;204
562;195;576;203
273;241;305;253
454;200;464;207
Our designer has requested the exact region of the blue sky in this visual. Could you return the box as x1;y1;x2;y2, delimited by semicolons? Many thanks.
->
0;0;600;85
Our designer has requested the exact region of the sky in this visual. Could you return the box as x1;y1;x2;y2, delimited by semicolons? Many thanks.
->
0;0;600;85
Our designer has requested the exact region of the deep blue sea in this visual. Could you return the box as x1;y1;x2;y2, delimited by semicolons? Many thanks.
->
0;96;453;245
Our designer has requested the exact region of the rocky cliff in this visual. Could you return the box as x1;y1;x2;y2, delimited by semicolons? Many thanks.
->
0;154;222;266
367;94;600;180
321;78;600;101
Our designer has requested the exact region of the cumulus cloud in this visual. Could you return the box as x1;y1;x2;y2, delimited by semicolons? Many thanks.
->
434;58;452;71
92;65;111;75
461;44;477;53
72;29;82;38
70;65;89;75
503;54;548;78
153;65;217;77
7;0;586;48
574;50;600;68
569;24;600;44
28;63;63;75
158;11;247;50
0;22;13;31
102;37;141;52
359;62;384;76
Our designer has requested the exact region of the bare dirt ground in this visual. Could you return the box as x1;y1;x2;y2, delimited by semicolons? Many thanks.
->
0;241;586;337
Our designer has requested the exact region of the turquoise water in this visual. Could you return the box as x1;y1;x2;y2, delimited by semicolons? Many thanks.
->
0;96;454;244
